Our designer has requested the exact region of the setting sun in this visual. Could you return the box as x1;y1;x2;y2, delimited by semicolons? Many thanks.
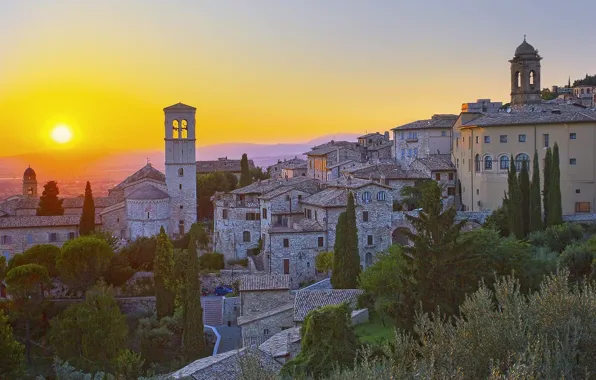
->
51;125;73;144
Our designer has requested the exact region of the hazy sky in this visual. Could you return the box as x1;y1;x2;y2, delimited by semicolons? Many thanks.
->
1;0;594;156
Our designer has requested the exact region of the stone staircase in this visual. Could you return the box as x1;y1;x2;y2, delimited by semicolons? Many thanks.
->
201;296;224;326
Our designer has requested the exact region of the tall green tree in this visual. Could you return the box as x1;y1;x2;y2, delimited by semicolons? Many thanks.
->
239;153;252;188
542;147;552;226
5;264;50;364
154;226;176;319
36;180;64;216
519;159;530;237
50;284;128;373
0;311;24;379
507;154;524;238
57;236;114;292
79;181;96;236
182;224;206;361
331;192;361;289
529;150;543;232
402;181;469;320
547;142;563;226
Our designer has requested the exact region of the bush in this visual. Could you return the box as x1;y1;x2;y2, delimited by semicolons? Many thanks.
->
559;242;596;282
527;223;584;253
104;253;135;287
7;244;60;277
227;258;249;267
137;315;177;365
120;236;157;271
198;252;225;271
57;236;114;292
114;349;145;379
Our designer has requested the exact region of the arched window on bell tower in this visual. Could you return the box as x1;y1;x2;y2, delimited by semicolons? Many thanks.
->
529;70;536;86
516;72;521;88
181;119;188;139
172;119;179;139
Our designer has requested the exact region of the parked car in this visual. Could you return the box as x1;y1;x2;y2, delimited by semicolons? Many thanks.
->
214;286;234;296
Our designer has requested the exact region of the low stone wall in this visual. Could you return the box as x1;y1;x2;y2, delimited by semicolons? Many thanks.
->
117;296;156;315
351;308;369;326
223;296;241;325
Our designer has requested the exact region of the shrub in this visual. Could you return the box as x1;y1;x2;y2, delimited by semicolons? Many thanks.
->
198;252;225;271
315;251;333;275
104;253;135;287
559;242;596;282
114;349;145;379
227;258;249;267
57;236;114;292
527;223;584;253
137;315;178;365
120;236;157;271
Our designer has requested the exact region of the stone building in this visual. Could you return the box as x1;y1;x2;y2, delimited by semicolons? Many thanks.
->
392;114;457;166
292;289;364;325
196;157;255;179
454;39;596;214
237;275;294;347
280;161;307;179
268;157;306;179
0;102;198;258
410;155;457;208
461;99;503;113
305;141;365;182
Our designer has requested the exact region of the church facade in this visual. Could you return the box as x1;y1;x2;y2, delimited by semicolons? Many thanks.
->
0;103;198;260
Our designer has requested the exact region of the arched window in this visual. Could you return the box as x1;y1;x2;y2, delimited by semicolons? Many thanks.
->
529;70;536;86
475;154;481;172
27;187;33;195
362;191;372;202
515;72;521;88
243;231;251;243
515;153;530;170
484;155;493;170
181;119;188;138
500;155;509;170
377;191;386;201
172;119;179;138
581;88;585;95
178;168;184;177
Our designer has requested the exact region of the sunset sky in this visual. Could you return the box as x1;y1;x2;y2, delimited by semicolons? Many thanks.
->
1;0;595;156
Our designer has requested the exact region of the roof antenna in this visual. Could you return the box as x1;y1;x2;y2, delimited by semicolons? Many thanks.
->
524;34;526;42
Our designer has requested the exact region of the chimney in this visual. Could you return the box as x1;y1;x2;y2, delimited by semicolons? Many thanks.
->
384;131;389;140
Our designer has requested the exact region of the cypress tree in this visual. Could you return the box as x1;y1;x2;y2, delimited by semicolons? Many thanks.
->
239;153;252;188
542;148;552;225
548;142;563;225
507;155;523;238
519;159;530;237
79;181;95;236
331;192;360;289
529;150;543;232
36;181;64;216
154;227;175;319
182;224;206;361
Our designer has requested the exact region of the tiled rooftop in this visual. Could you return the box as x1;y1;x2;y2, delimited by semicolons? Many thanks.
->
326;177;392;190
0;215;102;229
413;155;455;171
112;163;166;190
237;302;293;326
305;141;359;156
293;289;364;322
351;163;428;180
258;327;301;358
461;104;596;127
300;188;348;208
196;158;255;174
393;114;458;131
127;184;170;200
239;274;290;291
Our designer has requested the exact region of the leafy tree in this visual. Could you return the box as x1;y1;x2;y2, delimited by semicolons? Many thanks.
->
79;181;96;236
540;88;557;100
5;263;50;364
182;224;206;361
543;147;552;226
519;159;530;236
91;229;121;252
154;226;176;319
547;142;563;226
239;153;253;188
358;245;407;321
36;180;64;216
194;223;210;249
507;154;524;238
198;252;225;271
402;181;469;319
120;236;157;271
197;171;237;220
331;192;360;289
573;73;596;86
7;244;60;277
251;166;269;181
281;303;359;379
57;236;114;292
114;349;145;379
0;311;24;379
529;150;543;232
315;251;333;276
50;284;128;373
527;223;584;253
484;205;510;237
559;241;596;283
399;180;432;210
103;253;135;287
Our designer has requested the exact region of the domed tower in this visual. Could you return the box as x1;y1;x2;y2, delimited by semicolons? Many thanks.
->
23;166;38;197
510;36;542;106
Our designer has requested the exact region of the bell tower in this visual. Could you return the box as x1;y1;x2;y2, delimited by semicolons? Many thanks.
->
163;103;197;236
22;166;38;198
510;36;542;106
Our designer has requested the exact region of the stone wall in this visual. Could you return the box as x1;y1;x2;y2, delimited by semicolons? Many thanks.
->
241;308;294;347
241;289;291;318
223;296;241;325
117;296;156;315
213;204;261;263
351;308;370;325
269;231;322;288
0;225;80;258
200;271;251;293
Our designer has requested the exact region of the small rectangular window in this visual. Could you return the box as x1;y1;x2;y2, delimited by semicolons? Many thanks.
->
222;209;228;219
318;237;324;247
262;208;268;219
285;195;290;201
576;189;581;194
570;158;577;165
455;137;459;148
570;133;577;140
283;258;290;274
447;187;455;196
576;202;590;213
363;211;369;222
441;130;447;137
500;135;508;143
26;234;33;244
400;149;405;159
435;173;441;181
484;136;491;143
448;172;454;180
475;136;479;144
544;134;550;148
283;238;289;248
68;232;76;240
298;194;302;200
518;134;526;142
49;233;57;242
367;235;373;245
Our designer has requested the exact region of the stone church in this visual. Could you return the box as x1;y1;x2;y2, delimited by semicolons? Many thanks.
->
0;103;198;260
